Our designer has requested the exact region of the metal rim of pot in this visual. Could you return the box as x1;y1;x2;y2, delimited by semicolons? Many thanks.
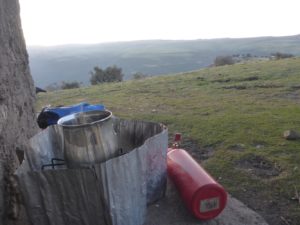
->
57;110;113;129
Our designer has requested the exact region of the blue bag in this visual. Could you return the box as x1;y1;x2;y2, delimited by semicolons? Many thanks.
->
37;102;105;129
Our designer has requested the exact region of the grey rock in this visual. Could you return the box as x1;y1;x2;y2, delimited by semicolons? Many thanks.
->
283;130;300;140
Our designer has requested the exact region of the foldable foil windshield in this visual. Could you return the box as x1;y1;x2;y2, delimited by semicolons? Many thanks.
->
16;117;168;225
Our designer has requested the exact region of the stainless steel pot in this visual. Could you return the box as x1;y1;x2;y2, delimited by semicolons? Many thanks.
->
57;110;118;168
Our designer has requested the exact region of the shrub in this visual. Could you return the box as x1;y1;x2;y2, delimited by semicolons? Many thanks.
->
45;82;61;91
61;81;80;89
90;65;124;85
132;72;147;80
214;55;235;66
272;52;294;60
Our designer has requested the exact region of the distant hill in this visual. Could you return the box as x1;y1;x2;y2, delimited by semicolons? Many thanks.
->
28;35;300;88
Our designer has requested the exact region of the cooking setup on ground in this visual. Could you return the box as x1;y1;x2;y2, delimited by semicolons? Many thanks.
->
16;102;227;225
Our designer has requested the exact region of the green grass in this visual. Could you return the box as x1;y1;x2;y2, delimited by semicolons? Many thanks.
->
37;57;300;224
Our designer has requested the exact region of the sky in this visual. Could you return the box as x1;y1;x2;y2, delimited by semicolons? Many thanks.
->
19;0;300;46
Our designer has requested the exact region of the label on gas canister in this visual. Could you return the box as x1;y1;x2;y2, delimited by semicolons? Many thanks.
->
200;197;220;213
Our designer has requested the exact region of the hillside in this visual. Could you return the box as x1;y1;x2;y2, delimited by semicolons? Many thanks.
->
29;35;300;88
37;57;300;225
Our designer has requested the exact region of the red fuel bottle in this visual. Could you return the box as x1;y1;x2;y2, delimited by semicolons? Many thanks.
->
167;148;227;220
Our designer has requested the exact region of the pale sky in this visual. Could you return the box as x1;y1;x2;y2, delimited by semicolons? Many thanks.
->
19;0;300;46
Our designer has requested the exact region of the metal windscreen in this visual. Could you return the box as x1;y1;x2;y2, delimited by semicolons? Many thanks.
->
16;118;168;225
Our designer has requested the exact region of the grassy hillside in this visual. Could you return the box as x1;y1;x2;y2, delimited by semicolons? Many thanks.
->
29;35;300;87
37;58;300;225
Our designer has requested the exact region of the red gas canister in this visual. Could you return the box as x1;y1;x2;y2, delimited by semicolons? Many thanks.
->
167;148;227;220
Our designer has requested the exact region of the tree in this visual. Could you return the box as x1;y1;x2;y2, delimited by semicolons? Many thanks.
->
90;65;124;85
90;66;105;84
0;0;37;224
214;55;235;66
132;72;147;80
272;52;294;60
61;81;81;89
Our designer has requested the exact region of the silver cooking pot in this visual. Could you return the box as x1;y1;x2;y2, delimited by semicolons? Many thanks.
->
57;110;118;168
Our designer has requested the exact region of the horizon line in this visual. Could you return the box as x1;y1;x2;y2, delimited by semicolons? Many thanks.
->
26;33;300;48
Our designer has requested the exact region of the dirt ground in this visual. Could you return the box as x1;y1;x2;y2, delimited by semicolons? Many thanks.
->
11;182;269;225
173;139;279;225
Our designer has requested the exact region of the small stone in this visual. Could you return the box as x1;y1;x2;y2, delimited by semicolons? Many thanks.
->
283;130;300;140
229;143;245;151
293;166;298;171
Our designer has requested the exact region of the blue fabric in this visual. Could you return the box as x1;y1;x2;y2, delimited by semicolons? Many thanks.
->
41;103;105;126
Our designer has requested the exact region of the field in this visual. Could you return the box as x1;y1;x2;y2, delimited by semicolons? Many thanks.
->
37;57;300;225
